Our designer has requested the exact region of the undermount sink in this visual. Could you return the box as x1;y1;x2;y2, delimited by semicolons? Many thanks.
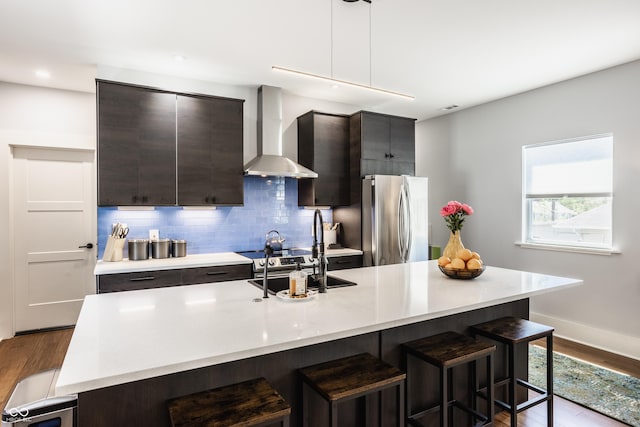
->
249;275;357;295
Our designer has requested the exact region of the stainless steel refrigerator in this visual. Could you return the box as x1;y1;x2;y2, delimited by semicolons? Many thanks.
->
362;175;429;266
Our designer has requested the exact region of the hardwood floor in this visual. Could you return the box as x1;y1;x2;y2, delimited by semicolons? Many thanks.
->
0;328;73;411
0;329;636;426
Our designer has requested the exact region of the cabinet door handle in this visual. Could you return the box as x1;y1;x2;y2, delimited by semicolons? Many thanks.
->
129;276;156;282
388;153;395;159
206;271;227;276
335;260;351;264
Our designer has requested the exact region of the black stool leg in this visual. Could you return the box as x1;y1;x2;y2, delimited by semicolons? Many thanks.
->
398;381;405;427
509;344;517;427
330;400;338;427
486;352;494;425
440;365;448;427
546;335;554;426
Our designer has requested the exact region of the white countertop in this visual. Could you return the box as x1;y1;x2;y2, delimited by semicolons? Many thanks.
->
94;249;362;275
58;261;581;395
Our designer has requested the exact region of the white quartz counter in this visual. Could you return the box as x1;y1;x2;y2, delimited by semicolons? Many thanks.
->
94;252;252;275
58;260;581;395
93;248;362;275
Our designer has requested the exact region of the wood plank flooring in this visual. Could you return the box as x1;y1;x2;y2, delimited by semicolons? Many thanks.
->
0;329;636;426
0;328;73;411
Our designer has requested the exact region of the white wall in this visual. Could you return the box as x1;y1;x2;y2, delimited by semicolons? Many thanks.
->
416;60;640;359
0;82;96;340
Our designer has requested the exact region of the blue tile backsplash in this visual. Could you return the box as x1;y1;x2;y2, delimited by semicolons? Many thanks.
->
97;176;332;259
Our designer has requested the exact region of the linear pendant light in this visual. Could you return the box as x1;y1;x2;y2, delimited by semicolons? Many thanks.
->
272;0;414;101
271;66;414;100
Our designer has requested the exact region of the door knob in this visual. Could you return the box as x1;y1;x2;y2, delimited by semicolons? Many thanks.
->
79;243;94;249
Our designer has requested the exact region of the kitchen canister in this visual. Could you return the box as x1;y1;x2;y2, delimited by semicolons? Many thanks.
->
128;239;149;261
171;239;187;257
151;239;171;259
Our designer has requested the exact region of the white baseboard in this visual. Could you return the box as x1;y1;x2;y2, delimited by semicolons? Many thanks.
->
531;312;640;361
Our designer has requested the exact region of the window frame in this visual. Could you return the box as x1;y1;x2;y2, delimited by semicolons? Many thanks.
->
521;133;614;253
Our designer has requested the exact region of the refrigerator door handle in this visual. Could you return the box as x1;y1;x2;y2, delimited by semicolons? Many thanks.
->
397;187;404;261
404;183;412;261
398;184;411;262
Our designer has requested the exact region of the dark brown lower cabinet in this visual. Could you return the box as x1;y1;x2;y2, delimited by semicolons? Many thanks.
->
327;255;363;271
96;264;253;293
76;299;529;427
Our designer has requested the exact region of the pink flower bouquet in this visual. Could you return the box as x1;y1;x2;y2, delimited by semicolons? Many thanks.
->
440;201;473;232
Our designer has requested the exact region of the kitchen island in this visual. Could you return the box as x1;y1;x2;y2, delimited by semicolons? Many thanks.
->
57;261;581;426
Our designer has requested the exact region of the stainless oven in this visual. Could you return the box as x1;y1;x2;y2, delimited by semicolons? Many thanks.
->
236;248;316;279
2;369;76;427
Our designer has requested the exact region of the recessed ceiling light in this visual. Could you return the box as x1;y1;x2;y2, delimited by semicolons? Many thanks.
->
35;69;51;79
173;54;186;62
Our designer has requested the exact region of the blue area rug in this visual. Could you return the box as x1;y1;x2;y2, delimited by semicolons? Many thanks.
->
529;345;640;426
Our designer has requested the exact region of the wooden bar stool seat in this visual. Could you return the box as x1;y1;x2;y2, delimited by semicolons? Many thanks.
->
470;316;554;427
167;377;291;427
402;331;496;427
299;352;406;426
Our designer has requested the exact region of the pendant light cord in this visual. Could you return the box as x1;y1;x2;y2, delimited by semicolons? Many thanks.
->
331;0;334;79
369;1;372;87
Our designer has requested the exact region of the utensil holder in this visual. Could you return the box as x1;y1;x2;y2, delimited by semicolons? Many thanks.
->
103;236;125;262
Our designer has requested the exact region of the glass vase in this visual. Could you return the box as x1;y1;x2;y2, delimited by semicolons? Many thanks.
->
443;230;465;260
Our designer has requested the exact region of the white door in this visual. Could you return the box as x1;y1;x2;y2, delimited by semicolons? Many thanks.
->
12;146;96;332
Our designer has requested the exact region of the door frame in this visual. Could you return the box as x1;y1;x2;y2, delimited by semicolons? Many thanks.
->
9;143;97;335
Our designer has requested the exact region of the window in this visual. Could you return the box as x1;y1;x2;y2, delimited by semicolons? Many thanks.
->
522;134;613;250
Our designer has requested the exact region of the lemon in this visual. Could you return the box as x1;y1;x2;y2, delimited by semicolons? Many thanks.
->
467;258;482;270
457;248;473;261
437;256;451;267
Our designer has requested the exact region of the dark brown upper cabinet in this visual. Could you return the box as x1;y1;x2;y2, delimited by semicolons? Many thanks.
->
351;111;416;177
98;81;177;206
297;111;350;207
177;95;244;206
97;80;244;206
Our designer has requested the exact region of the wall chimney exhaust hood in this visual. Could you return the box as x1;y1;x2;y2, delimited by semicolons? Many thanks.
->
244;85;318;178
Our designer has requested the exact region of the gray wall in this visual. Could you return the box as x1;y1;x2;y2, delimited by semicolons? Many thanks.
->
416;60;640;358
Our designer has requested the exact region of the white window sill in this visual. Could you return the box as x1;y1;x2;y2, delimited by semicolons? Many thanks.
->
515;241;620;255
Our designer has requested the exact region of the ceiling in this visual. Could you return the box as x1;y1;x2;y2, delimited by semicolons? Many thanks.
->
2;0;640;121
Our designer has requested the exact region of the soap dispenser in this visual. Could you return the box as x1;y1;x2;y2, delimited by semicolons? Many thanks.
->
289;263;307;296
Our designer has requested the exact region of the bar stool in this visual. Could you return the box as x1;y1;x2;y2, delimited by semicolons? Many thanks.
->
167;377;291;427
470;316;554;427
298;352;406;427
402;331;496;427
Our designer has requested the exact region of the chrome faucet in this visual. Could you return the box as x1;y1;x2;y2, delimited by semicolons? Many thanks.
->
311;209;328;293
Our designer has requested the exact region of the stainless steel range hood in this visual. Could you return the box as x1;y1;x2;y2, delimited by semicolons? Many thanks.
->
244;85;318;178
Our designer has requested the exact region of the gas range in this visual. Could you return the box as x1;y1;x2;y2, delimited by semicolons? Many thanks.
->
236;248;316;276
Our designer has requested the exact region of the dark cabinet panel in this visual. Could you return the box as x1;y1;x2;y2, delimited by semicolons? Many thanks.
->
98;82;177;206
97;263;253;293
98;80;245;207
97;269;182;293
327;255;363;271
297;111;350;206
352;111;416;177
177;95;244;206
181;264;252;285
